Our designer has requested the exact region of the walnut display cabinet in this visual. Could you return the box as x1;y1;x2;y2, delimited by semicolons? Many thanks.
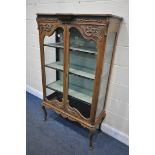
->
36;14;122;148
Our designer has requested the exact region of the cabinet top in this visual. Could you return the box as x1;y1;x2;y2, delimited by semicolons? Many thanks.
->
36;13;122;20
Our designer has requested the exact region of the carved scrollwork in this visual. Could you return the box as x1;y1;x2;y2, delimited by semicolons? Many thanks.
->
74;17;108;26
39;23;52;33
65;101;90;122
43;100;96;129
52;100;64;109
82;25;104;40
38;23;57;36
70;25;106;41
43;100;93;129
55;110;92;129
44;99;64;109
76;18;104;23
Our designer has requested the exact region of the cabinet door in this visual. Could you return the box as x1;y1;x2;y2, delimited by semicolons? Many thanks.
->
66;26;97;119
43;27;65;105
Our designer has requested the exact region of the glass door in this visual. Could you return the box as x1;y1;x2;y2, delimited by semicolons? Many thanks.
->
43;27;64;102
68;27;97;118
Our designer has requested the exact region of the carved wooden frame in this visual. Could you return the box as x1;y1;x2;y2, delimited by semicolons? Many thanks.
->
37;17;65;112
67;22;108;125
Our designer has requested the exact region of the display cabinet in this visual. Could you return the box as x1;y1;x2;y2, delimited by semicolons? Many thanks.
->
36;14;122;148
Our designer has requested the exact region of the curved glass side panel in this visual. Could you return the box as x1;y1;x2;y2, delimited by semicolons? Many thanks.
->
96;32;116;118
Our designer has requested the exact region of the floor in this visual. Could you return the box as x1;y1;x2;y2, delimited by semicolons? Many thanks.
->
26;92;129;155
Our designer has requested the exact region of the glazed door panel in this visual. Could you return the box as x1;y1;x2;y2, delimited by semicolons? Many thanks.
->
43;27;65;105
67;26;97;118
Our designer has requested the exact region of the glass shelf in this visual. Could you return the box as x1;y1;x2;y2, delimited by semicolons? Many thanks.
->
46;80;92;103
45;61;95;79
44;42;64;49
44;42;96;55
47;80;63;93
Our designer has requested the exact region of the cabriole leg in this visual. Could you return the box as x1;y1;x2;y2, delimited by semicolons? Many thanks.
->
98;117;105;131
42;105;47;121
98;123;102;131
89;129;96;149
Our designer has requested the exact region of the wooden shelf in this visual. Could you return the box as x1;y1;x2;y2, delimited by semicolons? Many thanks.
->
46;80;92;103
45;61;95;79
44;42;97;55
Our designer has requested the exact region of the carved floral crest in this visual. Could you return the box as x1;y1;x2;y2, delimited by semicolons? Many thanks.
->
82;26;104;40
39;23;52;33
38;23;57;36
71;25;106;41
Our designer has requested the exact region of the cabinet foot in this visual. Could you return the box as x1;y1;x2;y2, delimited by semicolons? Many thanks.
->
89;129;95;149
99;123;102;131
42;106;47;121
98;117;105;131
